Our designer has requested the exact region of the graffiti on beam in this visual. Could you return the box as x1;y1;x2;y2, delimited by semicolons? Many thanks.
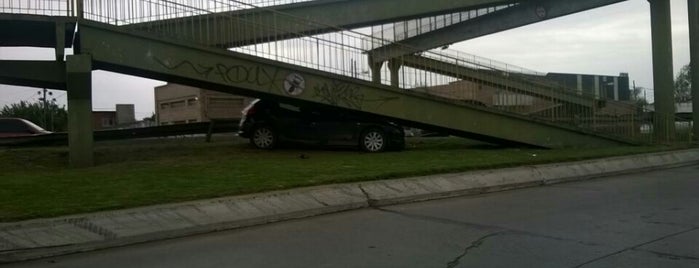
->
153;57;214;77
314;81;399;110
153;57;282;91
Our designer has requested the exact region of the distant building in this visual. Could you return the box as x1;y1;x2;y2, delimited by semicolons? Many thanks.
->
154;83;253;125
92;104;148;130
544;72;631;101
92;111;117;130
423;71;635;116
424;80;557;115
116;104;136;125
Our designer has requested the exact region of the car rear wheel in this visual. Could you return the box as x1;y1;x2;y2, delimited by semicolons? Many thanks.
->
250;125;277;149
360;129;386;152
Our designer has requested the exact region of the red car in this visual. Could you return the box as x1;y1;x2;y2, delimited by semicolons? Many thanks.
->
0;118;51;138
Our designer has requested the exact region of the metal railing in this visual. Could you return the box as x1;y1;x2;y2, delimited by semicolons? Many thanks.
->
369;3;518;45
0;0;692;146
0;0;72;16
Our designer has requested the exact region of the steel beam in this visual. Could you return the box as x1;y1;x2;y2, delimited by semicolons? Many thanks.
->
77;21;625;148
0;61;66;90
689;0;699;141
648;0;676;142
0;14;74;48
125;0;512;47
66;55;94;168
369;0;626;63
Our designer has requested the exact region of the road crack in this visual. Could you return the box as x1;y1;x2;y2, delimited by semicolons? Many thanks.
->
633;249;699;261
358;185;378;207
309;195;330;207
375;208;498;231
573;227;699;268
446;232;506;268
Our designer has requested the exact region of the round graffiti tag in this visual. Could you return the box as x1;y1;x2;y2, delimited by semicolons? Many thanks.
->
283;73;305;96
535;6;547;19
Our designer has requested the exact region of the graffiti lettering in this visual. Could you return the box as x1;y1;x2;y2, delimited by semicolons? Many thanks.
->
213;64;280;88
314;81;399;110
314;81;364;109
153;57;214;78
153;57;282;91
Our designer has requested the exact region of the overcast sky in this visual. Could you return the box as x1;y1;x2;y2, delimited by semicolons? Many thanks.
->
0;0;693;119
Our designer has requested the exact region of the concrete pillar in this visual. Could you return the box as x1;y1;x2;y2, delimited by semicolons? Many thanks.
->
66;55;94;168
388;59;402;88
613;77;619;101
75;0;84;19
689;0;699;141
576;75;583;96
369;60;383;84
55;22;65;61
594;76;600;98
648;0;676;142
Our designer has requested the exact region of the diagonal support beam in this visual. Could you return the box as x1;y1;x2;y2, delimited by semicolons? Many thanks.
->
0;60;66;90
369;0;627;63
399;54;597;108
78;21;626;148
125;0;513;47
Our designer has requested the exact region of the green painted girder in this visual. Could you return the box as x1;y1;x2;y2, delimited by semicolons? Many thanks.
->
369;0;626;63
0;14;74;48
0;60;66;90
399;54;598;108
125;0;514;47
77;21;628;148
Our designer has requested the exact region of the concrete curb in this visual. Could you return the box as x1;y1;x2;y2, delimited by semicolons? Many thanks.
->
1;149;698;263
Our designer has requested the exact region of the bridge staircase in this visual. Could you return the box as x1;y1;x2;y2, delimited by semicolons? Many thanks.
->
0;0;661;148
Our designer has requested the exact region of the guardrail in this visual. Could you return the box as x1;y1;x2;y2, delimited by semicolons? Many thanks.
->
0;121;239;147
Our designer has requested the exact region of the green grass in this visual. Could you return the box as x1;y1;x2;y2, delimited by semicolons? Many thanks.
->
0;136;689;222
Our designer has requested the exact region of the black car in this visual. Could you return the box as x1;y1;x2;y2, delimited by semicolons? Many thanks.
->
238;100;405;152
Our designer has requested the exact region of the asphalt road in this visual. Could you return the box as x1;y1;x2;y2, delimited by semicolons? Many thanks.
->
5;165;699;268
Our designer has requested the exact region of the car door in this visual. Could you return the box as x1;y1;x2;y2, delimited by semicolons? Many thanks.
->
312;109;357;146
277;103;318;143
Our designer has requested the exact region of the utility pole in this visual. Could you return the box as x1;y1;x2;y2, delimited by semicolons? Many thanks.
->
37;88;55;130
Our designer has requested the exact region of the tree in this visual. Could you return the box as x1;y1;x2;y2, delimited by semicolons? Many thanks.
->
675;64;692;103
144;112;157;122
631;86;650;107
0;100;68;131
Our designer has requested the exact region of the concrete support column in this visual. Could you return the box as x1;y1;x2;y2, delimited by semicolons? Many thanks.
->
388;59;402;88
66;55;94;168
689;0;699;141
75;0;84;19
369;60;383;84
649;0;676;142
55;22;65;61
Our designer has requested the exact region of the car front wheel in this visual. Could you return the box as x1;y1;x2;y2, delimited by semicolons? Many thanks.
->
360;129;387;152
250;125;277;149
